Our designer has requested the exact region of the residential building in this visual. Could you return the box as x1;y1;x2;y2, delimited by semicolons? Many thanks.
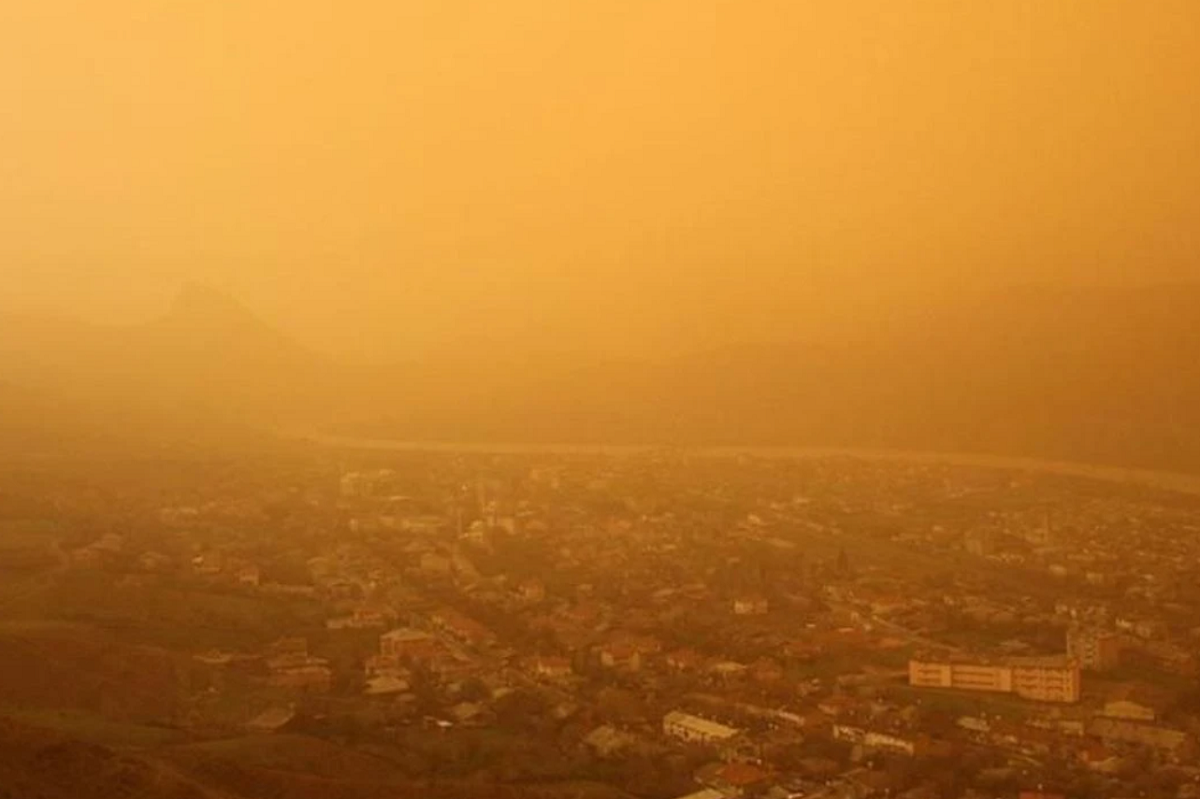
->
531;655;573;679
666;648;704;672
236;564;261;586
699;761;771;795
600;633;660;672
328;605;393;630
364;674;410;696
1087;718;1194;760
266;637;309;658
909;655;1080;703
663;711;741;744
518;579;546;603
1008;656;1082;703
1101;699;1156;722
909;659;1011;694
267;655;332;692
836;724;924;757
733;597;769;616
1079;744;1122;773
583;725;637;758
1066;627;1120;671
430;609;494;647
379;628;435;658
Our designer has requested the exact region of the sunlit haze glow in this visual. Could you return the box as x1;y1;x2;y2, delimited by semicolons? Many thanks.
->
3;1;1199;360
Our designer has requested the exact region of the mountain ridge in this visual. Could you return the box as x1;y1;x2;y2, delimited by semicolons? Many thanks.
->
3;282;1200;471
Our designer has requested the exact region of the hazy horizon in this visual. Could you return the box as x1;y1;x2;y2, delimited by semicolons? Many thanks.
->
11;277;1200;367
4;1;1200;362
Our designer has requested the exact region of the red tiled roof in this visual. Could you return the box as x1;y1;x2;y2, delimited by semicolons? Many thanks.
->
717;762;769;787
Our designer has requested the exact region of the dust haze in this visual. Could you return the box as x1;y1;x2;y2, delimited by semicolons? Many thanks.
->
5;7;1200;799
3;1;1199;361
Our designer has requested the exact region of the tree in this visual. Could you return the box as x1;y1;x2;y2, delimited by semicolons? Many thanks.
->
494;688;549;732
459;677;491;703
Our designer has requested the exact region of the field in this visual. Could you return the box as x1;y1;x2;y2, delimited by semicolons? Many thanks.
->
0;707;187;748
2;570;325;650
0;620;188;721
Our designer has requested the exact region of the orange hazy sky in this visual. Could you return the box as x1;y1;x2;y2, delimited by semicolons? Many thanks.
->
2;1;1198;360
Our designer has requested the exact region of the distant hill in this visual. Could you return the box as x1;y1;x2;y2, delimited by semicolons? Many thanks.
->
0;284;331;453
136;283;332;415
3;282;1200;470
339;284;1200;472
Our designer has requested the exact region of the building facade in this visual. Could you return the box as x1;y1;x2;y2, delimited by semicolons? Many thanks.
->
909;660;1012;693
909;656;1080;703
733;597;769;616
1102;700;1156;722
1009;657;1082;703
662;711;741;744
1067;627;1121;671
380;628;434;658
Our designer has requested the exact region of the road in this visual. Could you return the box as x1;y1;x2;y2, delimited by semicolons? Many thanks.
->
291;431;1200;496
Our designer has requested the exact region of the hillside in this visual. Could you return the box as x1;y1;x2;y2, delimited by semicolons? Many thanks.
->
0;622;189;722
0;285;330;452
0;714;634;799
0;715;229;799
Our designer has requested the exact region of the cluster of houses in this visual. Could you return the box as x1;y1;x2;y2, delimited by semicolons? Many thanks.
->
54;452;1200;799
